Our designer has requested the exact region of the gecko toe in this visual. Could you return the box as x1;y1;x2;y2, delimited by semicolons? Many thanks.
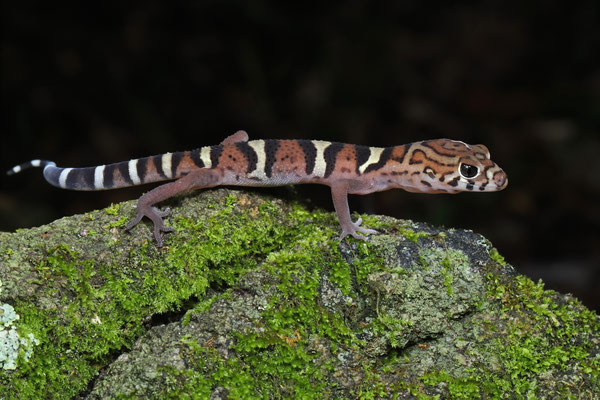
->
126;213;144;231
153;207;171;218
337;218;377;240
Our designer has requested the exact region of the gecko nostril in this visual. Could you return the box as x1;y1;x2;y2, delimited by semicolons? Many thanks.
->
493;172;507;188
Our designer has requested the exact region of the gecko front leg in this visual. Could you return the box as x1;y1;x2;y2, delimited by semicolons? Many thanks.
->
330;180;379;240
126;168;221;246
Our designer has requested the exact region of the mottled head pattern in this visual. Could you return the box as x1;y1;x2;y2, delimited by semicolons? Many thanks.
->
381;139;508;194
377;139;508;193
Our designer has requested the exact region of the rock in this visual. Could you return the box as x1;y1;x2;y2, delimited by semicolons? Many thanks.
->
0;189;598;399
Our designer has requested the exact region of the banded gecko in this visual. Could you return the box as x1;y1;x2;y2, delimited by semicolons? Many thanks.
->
7;131;507;246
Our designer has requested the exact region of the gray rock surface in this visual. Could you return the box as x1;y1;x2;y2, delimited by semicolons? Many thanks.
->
1;189;598;399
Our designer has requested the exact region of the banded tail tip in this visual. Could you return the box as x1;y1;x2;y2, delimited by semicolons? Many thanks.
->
6;166;19;175
6;160;56;175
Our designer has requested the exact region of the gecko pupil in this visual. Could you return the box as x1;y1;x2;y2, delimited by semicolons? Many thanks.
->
459;163;478;179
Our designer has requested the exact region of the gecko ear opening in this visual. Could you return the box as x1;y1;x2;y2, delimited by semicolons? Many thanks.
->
459;163;479;179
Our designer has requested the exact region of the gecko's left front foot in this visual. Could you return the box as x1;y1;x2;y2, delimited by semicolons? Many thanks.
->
126;206;175;247
338;217;379;241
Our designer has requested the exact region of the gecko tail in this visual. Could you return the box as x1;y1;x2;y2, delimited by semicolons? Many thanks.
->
6;160;56;176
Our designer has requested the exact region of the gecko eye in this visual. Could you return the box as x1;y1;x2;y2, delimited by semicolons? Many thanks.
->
459;163;479;179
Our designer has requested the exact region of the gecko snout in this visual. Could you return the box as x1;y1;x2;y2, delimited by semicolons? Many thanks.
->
493;171;508;190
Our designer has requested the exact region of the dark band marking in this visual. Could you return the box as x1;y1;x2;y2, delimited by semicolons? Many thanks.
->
420;141;458;158
210;145;224;169
408;149;426;165
190;148;205;168
64;169;78;189
481;164;494;180
235;142;258;174
81;167;96;189
466;181;474;191
264;140;280;178
136;158;148;184
362;147;394;174
299;140;317;175
355;145;371;175
117;162;134;186
420;180;432;188
323;142;344;178
479;182;488;191
171;152;184;177
410;146;456;167
103;164;115;188
152;155;167;179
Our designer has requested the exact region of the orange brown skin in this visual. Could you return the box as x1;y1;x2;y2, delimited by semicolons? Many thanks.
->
7;131;507;246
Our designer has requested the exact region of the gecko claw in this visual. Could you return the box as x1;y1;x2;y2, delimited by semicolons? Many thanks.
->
338;217;379;241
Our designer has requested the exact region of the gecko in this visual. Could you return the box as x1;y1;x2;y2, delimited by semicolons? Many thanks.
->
7;130;507;246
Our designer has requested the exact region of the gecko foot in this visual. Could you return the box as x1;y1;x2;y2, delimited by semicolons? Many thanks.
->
126;206;174;247
338;217;379;241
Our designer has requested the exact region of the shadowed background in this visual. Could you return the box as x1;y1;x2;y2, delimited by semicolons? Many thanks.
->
1;2;599;310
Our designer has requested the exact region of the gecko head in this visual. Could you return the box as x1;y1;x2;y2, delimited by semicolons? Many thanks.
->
404;139;508;194
441;140;507;193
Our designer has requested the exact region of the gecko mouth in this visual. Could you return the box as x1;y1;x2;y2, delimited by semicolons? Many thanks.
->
477;175;507;191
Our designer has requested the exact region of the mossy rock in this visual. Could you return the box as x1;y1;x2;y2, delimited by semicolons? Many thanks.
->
0;189;598;399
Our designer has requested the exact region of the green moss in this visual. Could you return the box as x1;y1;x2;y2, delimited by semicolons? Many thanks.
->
357;363;388;399
421;371;480;399
225;192;238;208
419;273;600;398
352;241;386;290
440;253;455;296
374;312;414;348
328;246;354;295
105;215;129;229
167;204;388;398
418;247;469;297
1;192;321;398
104;203;121;216
397;227;429;243
168;218;356;399
488;248;506;266
2;191;598;398
488;275;599;386
161;338;255;399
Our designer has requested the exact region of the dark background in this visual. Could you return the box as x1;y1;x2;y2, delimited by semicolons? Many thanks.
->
1;2;599;311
